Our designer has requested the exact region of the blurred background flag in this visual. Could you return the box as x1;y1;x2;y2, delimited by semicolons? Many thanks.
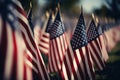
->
48;8;68;74
0;0;29;79
13;0;50;80
87;18;105;70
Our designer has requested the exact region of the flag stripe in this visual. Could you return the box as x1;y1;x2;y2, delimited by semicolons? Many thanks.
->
0;21;7;79
89;40;105;70
3;23;13;79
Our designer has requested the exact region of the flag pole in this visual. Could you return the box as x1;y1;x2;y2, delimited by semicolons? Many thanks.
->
27;2;32;18
40;11;50;39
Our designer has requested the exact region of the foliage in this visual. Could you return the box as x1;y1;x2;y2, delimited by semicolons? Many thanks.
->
94;0;120;21
43;0;79;12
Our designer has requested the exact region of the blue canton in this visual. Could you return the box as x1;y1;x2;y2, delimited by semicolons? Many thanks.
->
50;10;65;40
71;12;88;50
87;19;99;42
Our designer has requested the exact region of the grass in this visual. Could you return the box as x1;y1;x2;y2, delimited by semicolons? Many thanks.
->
42;42;120;80
96;42;120;80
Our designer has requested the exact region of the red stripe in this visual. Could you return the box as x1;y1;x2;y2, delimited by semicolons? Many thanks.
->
11;31;17;80
0;22;7;79
40;39;49;44
23;62;27;80
42;33;49;38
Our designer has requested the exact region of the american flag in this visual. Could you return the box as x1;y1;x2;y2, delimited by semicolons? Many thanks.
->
87;19;105;70
97;24;109;62
38;11;53;55
61;12;95;80
13;0;50;80
48;9;68;73
0;1;29;79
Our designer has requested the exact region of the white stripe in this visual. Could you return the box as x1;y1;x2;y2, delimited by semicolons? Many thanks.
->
40;36;49;43
26;65;32;80
39;41;49;49
4;23;14;79
16;32;24;80
63;34;68;50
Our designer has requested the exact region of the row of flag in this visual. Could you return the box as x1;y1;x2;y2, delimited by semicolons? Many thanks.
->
1;0;120;80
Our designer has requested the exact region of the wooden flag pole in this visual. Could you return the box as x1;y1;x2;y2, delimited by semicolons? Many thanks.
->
39;11;50;39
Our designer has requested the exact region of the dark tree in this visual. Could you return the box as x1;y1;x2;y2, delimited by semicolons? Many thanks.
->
43;0;79;12
94;0;120;21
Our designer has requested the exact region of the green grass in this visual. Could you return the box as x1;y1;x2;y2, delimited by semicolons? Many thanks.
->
96;42;120;80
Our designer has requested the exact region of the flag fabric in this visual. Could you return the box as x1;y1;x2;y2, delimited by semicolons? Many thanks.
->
48;9;67;73
61;12;95;80
38;12;53;55
97;24;109;61
0;1;28;79
13;0;50;80
87;19;105;70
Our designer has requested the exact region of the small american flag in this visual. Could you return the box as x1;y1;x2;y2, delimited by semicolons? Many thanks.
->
61;12;95;80
48;9;67;73
38;11;53;55
87;19;105;70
